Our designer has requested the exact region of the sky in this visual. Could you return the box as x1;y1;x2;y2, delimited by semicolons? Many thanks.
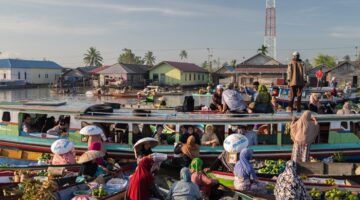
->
0;0;359;67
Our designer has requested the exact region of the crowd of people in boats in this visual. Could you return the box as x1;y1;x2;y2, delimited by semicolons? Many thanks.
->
39;107;325;200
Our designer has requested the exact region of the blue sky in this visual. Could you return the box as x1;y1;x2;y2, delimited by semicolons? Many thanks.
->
0;0;359;67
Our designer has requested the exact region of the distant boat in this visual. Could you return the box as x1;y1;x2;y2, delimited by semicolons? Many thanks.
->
0;80;26;89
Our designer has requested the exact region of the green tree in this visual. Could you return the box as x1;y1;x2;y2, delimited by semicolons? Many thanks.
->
179;50;188;60
257;45;268;55
201;61;208;68
343;55;351;62
313;54;336;68
118;48;143;64
144;51;156;66
83;47;103;66
230;59;237;67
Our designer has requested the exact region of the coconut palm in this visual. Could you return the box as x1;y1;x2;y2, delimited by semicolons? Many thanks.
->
179;50;188;60
230;59;237;67
144;51;156;66
257;45;268;55
83;47;103;66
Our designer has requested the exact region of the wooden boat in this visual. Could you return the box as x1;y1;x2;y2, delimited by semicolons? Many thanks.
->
0;101;360;161
209;171;360;193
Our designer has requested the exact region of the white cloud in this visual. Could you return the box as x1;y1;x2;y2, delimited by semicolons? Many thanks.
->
330;27;360;39
0;16;109;36
11;0;201;17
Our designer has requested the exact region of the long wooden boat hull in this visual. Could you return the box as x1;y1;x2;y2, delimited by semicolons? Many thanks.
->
209;171;360;192
1;135;360;161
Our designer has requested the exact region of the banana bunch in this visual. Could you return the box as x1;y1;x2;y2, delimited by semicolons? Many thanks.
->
324;188;358;200
325;178;336;185
258;159;285;174
309;188;321;199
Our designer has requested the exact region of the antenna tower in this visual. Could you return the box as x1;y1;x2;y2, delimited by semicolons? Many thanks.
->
264;0;276;59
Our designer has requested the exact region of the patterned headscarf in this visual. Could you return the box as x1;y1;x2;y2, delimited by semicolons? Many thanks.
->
190;158;203;172
180;167;191;182
234;148;256;179
274;160;311;200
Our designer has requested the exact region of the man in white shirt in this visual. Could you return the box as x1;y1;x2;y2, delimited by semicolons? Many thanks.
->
221;83;247;113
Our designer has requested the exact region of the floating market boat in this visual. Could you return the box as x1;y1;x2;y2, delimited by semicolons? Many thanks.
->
0;101;360;161
209;171;360;193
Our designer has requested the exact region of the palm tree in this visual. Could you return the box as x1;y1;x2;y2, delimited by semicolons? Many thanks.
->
83;47;103;66
144;51;156;66
257;45;268;55
179;50;188;60
230;59;237;67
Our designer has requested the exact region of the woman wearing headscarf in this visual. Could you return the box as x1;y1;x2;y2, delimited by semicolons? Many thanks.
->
208;151;235;172
190;158;219;200
167;167;201;200
250;84;273;113
201;124;219;147
309;93;320;113
181;135;200;166
51;140;76;165
274;160;311;200
336;102;352;115
233;148;263;192
290;110;319;162
127;157;162;200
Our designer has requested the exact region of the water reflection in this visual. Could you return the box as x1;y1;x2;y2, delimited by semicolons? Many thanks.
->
0;88;209;107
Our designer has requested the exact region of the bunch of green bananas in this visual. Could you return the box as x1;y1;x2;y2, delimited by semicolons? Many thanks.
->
324;188;358;200
310;188;321;199
325;178;336;185
265;184;275;191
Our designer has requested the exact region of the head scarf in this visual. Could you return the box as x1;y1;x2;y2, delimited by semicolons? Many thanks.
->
274;160;311;200
88;135;106;154
190;158;203;172
181;135;200;159
290;111;319;145
256;84;271;103
88;142;105;166
337;102;352;115
234;148;256;179
204;124;215;137
128;157;154;200
51;151;76;165
180;167;192;182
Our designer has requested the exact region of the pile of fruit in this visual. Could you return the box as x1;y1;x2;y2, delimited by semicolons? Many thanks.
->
258;159;285;174
324;188;358;200
309;188;321;199
324;178;336;185
92;187;107;197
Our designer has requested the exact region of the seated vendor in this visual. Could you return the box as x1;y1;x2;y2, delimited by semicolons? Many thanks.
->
152;125;168;145
22;114;33;134
201;124;219;147
180;126;201;145
209;85;223;111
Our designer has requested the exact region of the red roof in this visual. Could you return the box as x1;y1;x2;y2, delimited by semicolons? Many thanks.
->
90;65;111;74
163;61;208;73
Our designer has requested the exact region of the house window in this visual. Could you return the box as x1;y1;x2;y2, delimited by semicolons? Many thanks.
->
202;74;204;81
198;74;200;80
194;73;196;81
24;72;27;80
18;72;21;79
153;74;159;81
3;73;6;79
38;74;41;78
189;73;191;81
45;74;48;78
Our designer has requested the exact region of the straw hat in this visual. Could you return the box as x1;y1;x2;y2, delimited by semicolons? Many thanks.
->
133;137;158;153
51;139;74;154
223;134;249;153
77;150;105;164
79;125;103;136
164;124;176;133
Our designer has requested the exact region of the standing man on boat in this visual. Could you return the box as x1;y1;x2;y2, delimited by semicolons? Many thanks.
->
287;51;307;112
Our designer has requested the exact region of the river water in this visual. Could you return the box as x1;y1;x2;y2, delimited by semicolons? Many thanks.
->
0;87;211;107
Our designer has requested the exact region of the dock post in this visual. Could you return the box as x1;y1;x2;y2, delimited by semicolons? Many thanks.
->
128;123;133;145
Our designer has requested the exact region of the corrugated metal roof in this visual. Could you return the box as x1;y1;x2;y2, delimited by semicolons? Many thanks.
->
0;59;62;69
161;61;208;72
96;63;149;74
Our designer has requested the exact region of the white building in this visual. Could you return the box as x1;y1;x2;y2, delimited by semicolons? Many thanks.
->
0;59;63;84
